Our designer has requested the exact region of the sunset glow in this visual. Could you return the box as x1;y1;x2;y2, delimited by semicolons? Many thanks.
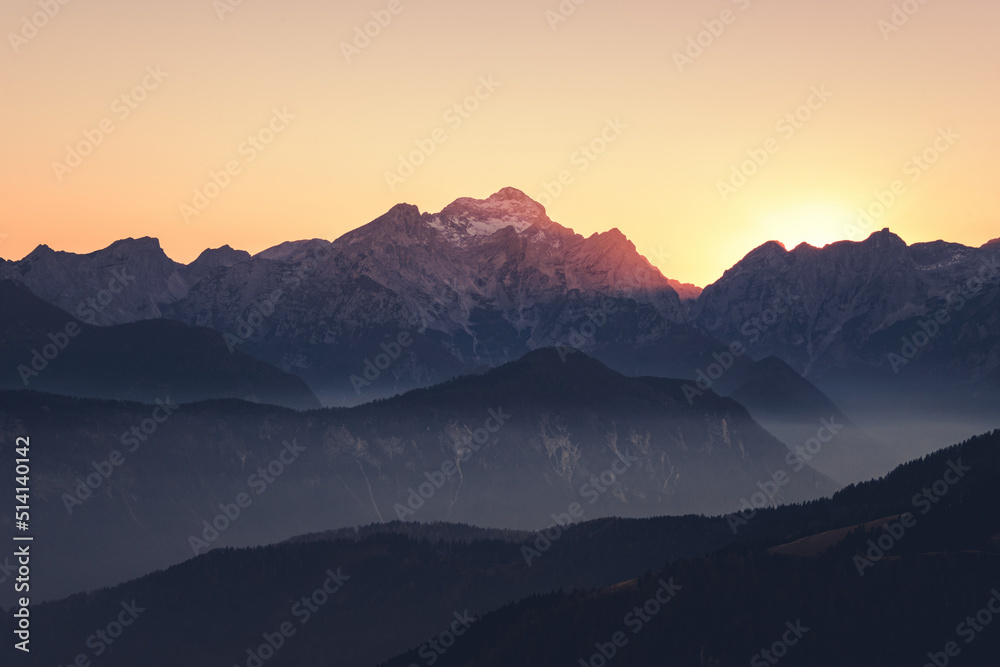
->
1;0;998;286
756;203;857;251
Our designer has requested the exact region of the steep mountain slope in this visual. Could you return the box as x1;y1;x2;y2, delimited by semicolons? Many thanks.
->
0;348;836;602
692;230;931;376
2;189;729;406
721;356;898;483
0;280;320;409
7;196;995;426
163;188;722;404
667;278;702;300
694;230;999;376
693;231;1000;449
3;237;234;325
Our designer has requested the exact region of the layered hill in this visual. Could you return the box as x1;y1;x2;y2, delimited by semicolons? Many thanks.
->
0;348;836;603
0;280;319;409
9;429;996;667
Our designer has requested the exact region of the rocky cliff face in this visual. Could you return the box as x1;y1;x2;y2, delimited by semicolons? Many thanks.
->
692;230;931;375
693;230;1000;427
6;193;995;418
3;238;253;326
693;230;999;375
6;188;697;404
322;186;687;327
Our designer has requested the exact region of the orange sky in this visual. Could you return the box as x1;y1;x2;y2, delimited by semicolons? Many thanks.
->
1;0;997;286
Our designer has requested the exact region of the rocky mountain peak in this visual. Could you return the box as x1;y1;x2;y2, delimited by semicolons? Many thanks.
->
193;245;250;264
431;188;551;242
186;246;253;285
595;227;628;242
334;204;427;247
107;236;163;251
447;186;547;219
757;240;787;253
863;228;908;251
89;237;172;263
739;240;788;266
23;244;57;261
255;239;332;262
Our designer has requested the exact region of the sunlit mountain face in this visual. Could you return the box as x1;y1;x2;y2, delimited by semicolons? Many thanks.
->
3;189;999;666
3;0;999;664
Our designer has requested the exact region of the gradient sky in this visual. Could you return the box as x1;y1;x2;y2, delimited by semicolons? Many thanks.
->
2;0;998;286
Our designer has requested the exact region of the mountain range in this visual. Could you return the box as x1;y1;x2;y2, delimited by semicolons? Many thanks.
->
3;187;995;457
0;348;838;604
2;189;769;409
2;187;998;666
0;280;320;409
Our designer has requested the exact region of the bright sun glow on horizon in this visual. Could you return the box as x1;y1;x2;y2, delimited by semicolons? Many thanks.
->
0;0;997;289
755;203;857;251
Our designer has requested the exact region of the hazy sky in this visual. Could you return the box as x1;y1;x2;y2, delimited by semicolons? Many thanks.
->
2;0;998;286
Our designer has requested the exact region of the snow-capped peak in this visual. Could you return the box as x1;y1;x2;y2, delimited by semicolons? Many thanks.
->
427;188;550;243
